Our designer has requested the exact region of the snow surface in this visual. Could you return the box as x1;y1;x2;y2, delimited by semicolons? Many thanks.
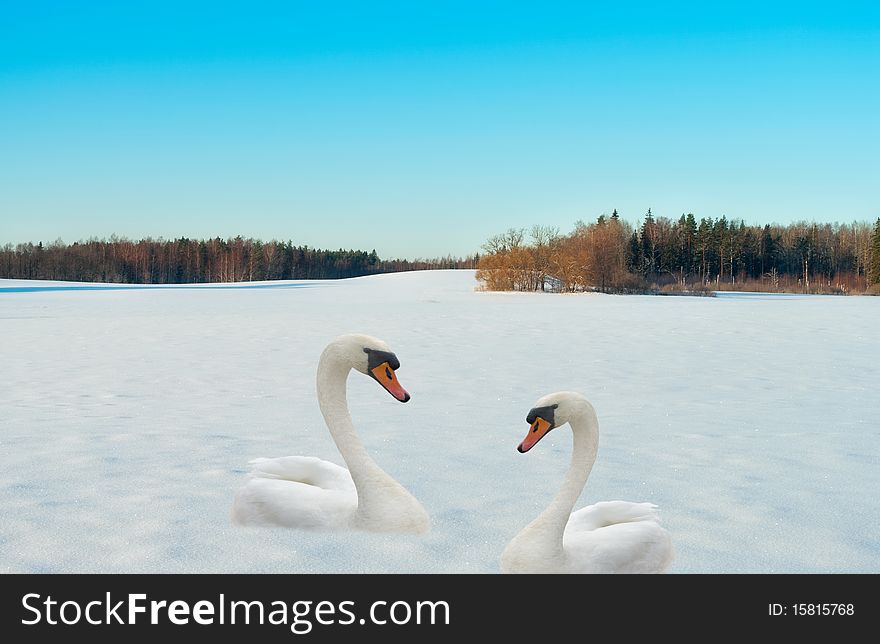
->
1;270;878;573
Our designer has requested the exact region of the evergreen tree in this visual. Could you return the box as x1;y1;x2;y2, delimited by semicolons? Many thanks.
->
627;231;642;275
675;213;697;278
760;224;776;276
696;217;713;282
871;218;880;285
640;209;656;276
713;216;729;281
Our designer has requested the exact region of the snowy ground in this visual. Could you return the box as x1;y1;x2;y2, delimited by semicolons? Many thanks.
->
1;270;878;573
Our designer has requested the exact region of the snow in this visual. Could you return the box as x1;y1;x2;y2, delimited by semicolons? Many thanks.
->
1;270;878;573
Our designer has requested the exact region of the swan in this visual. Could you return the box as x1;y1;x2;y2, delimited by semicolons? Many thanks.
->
231;334;429;533
501;391;673;573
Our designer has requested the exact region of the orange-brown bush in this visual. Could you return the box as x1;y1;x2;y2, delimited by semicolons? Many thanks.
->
477;219;632;292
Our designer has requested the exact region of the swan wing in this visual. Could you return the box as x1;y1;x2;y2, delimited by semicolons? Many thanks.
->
244;455;355;492
231;456;357;528
566;501;661;532
564;501;673;573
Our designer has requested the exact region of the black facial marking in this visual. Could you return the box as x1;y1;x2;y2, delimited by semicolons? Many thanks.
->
363;347;401;371
525;403;558;428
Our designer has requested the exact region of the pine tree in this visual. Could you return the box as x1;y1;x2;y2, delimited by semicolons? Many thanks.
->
676;213;697;278
714;216;729;281
627;231;641;274
870;218;880;285
696;217;713;282
760;224;775;276
640;209;656;276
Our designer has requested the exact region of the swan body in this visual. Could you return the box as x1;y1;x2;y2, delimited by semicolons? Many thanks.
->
501;392;672;574
231;334;429;533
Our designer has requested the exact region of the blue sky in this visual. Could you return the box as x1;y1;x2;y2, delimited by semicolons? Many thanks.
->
1;1;878;257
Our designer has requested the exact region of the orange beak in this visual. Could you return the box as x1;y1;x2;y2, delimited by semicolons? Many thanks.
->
370;362;410;402
518;417;553;453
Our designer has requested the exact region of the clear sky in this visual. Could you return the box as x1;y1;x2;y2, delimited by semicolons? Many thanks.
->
1;1;878;258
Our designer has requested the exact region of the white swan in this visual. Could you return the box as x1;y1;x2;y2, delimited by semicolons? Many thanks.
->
501;392;673;573
231;334;429;533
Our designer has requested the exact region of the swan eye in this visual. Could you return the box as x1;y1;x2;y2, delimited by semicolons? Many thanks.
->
385;366;393;380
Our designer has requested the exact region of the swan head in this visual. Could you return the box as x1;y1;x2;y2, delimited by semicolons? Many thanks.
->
517;391;593;453
333;333;410;403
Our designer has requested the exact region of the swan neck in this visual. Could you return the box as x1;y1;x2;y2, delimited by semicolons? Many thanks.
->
556;417;597;517
316;348;386;490
528;411;598;556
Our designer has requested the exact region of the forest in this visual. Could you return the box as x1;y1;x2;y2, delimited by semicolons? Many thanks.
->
4;216;880;293
477;212;880;295
0;236;477;283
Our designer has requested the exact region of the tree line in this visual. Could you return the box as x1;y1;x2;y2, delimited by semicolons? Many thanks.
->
0;236;477;283
477;212;880;295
